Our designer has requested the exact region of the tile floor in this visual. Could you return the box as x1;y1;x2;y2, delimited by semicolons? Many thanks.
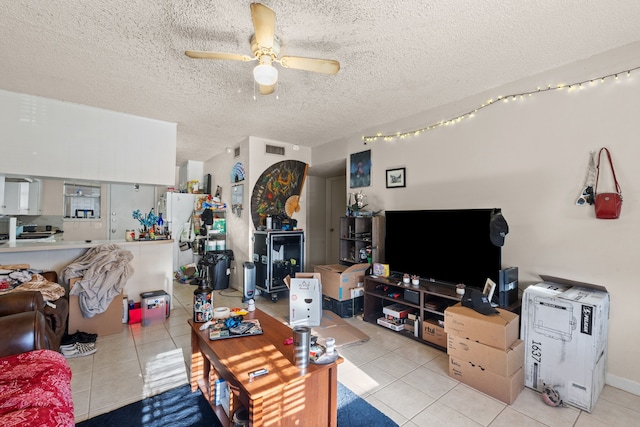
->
69;281;640;426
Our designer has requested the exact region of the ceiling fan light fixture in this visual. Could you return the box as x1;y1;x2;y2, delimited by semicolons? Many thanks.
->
253;56;278;86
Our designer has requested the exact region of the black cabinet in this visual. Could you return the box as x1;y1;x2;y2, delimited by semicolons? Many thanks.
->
253;230;304;302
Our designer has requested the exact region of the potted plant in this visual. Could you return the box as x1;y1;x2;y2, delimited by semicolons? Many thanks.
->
456;283;466;296
402;273;410;285
411;275;420;286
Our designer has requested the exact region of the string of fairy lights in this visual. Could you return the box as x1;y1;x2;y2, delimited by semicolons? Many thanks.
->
362;65;640;144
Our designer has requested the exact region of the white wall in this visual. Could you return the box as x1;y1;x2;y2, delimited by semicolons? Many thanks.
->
203;137;312;291
311;42;640;394
203;139;250;290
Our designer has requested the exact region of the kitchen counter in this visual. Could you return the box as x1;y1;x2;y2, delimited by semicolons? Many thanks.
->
0;238;173;253
0;239;174;303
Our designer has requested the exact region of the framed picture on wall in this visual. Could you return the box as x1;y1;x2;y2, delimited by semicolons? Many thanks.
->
350;150;371;188
386;167;406;188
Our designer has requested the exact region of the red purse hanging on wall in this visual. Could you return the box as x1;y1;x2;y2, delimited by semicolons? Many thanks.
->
594;147;623;219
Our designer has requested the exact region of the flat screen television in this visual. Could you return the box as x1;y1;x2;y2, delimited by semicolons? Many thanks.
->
384;209;502;290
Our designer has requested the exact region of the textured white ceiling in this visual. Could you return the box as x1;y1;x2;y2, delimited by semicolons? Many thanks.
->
2;1;640;166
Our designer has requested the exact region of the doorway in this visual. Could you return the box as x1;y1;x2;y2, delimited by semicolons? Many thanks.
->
327;176;346;263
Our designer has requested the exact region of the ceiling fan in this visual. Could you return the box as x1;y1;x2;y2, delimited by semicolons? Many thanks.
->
185;3;340;95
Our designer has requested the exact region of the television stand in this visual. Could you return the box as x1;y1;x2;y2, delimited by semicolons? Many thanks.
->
364;275;522;350
363;275;462;350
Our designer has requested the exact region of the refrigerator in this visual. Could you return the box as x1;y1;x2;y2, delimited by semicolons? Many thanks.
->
159;192;198;272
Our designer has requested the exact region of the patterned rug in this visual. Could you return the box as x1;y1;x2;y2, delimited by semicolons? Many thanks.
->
77;382;398;427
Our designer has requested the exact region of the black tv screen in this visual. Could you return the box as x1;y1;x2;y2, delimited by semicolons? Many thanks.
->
384;209;502;290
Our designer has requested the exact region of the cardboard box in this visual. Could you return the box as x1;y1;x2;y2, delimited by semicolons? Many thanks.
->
449;355;524;404
372;263;390;277
350;287;364;298
314;263;370;301
422;318;447;348
520;276;609;412
285;272;322;327
444;303;519;350
68;278;123;336
447;336;524;377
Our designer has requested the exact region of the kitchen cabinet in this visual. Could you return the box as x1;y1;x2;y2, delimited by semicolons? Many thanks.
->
0;89;176;185
27;180;42;215
2;179;41;215
39;179;64;215
0;176;5;213
339;216;384;265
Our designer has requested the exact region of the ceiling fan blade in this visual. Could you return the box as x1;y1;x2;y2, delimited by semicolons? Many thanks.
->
251;3;275;49
280;56;340;74
259;84;275;95
185;50;253;62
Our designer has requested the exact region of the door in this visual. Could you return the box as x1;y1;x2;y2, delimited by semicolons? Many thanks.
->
327;176;346;264
109;184;156;240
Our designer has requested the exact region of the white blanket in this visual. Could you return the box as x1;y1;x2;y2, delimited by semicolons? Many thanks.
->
61;244;134;318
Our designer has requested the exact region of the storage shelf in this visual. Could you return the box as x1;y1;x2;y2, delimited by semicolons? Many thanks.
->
339;216;384;267
363;275;460;351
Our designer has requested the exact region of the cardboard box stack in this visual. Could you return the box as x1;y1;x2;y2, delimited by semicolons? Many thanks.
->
520;276;609;412
314;263;369;317
444;303;524;404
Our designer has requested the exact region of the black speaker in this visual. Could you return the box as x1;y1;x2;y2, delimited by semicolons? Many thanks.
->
498;267;519;307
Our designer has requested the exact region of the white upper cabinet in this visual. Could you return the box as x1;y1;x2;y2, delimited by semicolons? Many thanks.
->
0;179;41;215
0;90;177;185
0;176;5;213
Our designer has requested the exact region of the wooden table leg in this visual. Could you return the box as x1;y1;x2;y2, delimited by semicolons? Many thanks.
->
190;329;204;392
327;364;339;427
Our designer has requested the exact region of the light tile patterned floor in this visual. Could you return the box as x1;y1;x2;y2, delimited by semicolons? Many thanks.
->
68;281;640;426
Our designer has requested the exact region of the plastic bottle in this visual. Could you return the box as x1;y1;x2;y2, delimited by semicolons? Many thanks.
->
193;280;213;323
157;213;164;235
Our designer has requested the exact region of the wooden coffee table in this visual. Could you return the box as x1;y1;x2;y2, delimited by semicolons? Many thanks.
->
189;308;343;426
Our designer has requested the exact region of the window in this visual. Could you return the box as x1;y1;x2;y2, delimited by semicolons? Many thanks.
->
63;183;101;218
